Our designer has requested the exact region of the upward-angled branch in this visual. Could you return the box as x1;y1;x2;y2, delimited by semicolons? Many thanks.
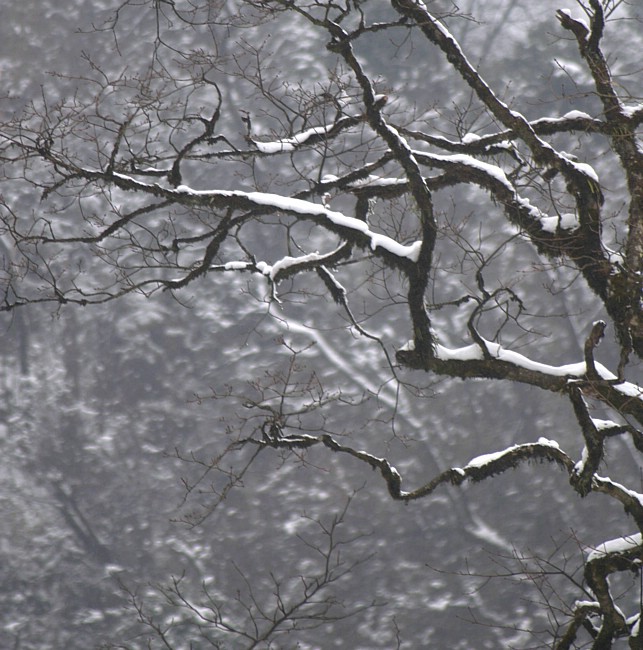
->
389;0;643;360
558;2;643;360
2;3;642;647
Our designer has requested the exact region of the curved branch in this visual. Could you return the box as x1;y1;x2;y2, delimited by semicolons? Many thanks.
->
245;430;574;503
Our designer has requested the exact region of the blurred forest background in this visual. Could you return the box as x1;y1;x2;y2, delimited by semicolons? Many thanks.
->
1;1;641;648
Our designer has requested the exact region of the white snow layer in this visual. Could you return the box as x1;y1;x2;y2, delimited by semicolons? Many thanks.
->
252;124;335;153
622;103;643;117
594;476;643;510
587;533;642;562
414;151;512;189
461;133;482;144
465;438;561;470
557;9;590;33
563;110;593;120
540;212;579;233
590;418;620;431
466;446;520;468
435;340;642;400
569;160;599;182
346;174;406;188
266;252;326;280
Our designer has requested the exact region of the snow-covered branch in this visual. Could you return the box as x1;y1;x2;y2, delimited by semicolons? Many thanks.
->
397;332;643;426
250;108;372;154
242;428;574;503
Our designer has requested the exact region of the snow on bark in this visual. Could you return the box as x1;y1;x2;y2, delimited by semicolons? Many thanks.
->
587;533;642;562
267;252;328;281
412;150;513;188
562;109;593;120
252;124;336;153
465;446;521;469
177;185;422;260
104;175;422;264
434;337;642;401
540;213;580;233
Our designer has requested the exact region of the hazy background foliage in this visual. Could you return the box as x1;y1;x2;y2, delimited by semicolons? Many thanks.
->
1;1;641;648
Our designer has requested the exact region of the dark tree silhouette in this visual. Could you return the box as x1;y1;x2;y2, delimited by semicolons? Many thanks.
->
1;1;642;647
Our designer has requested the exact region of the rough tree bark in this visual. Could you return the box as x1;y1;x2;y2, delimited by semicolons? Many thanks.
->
1;1;642;647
